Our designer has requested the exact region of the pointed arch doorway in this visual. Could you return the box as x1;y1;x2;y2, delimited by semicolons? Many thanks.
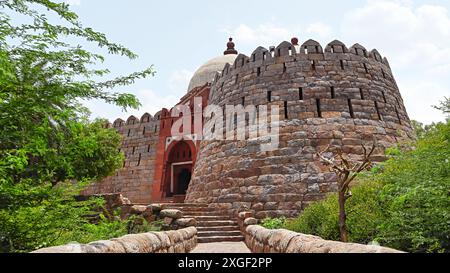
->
163;141;194;202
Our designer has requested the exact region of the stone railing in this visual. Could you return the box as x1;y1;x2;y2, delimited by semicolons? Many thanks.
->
32;227;197;253
244;225;402;253
238;211;402;253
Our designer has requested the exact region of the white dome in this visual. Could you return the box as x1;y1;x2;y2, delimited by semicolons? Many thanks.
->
187;54;237;92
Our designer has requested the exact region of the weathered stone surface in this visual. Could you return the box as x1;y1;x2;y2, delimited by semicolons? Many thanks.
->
160;209;183;219
148;204;162;213
32;243;84;253
130;205;147;215
88;240;127;253
113;233;154;253
245;225;402;253
163;217;173;225
32;228;197;253
174;218;197;227
243;217;258;226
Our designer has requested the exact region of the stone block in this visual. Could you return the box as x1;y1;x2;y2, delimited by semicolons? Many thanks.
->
160;209;183;219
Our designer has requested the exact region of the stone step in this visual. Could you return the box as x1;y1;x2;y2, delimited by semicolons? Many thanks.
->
196;226;240;232
162;206;214;212
197;220;238;227
198;230;242;237
198;235;244;243
184;215;231;221
160;203;208;208
183;211;229;216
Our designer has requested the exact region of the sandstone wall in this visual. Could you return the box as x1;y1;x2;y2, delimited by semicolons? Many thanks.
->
32;227;197;253
82;112;162;203
244;225;402;253
186;39;414;218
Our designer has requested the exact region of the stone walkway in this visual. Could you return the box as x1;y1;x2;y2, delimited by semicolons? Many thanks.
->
190;242;251;253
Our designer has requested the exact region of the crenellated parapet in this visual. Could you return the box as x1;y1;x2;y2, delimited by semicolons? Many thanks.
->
207;39;409;128
84;110;165;203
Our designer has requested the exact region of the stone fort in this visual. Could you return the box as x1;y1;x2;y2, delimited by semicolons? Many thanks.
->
83;37;413;219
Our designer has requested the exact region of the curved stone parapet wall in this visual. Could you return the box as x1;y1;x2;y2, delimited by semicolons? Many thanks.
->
244;225;402;253
32;227;197;253
186;39;413;218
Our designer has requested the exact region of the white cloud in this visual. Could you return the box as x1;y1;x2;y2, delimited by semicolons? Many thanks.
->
223;23;293;47
65;0;81;6
124;88;180;119
168;69;194;93
400;81;448;124
221;21;333;53
340;0;450;123
305;23;332;40
341;1;450;69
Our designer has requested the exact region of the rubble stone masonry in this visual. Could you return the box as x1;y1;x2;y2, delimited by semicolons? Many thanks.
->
185;39;413;218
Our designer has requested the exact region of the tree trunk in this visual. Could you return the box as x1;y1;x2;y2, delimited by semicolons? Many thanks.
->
338;190;348;242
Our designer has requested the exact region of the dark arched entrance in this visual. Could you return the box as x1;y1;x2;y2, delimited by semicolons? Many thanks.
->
163;141;194;202
177;168;191;195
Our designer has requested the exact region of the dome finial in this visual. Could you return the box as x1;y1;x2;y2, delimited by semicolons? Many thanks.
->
291;37;299;46
224;37;238;55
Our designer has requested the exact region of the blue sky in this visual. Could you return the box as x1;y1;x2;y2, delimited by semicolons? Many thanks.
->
63;0;449;124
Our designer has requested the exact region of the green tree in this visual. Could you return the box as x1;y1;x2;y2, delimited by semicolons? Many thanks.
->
0;0;155;252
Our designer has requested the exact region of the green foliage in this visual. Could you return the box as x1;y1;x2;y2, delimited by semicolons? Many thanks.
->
260;217;286;230
285;180;384;243
284;121;450;253
0;0;156;252
375;121;450;253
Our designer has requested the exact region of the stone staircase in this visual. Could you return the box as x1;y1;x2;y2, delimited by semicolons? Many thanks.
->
160;203;244;243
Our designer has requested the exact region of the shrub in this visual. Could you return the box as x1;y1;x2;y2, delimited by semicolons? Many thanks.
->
375;121;450;253
260;217;286;229
285;180;384;243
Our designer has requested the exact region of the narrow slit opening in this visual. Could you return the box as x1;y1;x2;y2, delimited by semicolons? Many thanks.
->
331;86;335;99
374;101;382;120
395;107;402;124
316;99;322;118
299;87;303;100
348;99;354;118
284;101;288;119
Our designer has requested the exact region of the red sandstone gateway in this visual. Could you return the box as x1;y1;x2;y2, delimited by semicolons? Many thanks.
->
83;37;413;219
